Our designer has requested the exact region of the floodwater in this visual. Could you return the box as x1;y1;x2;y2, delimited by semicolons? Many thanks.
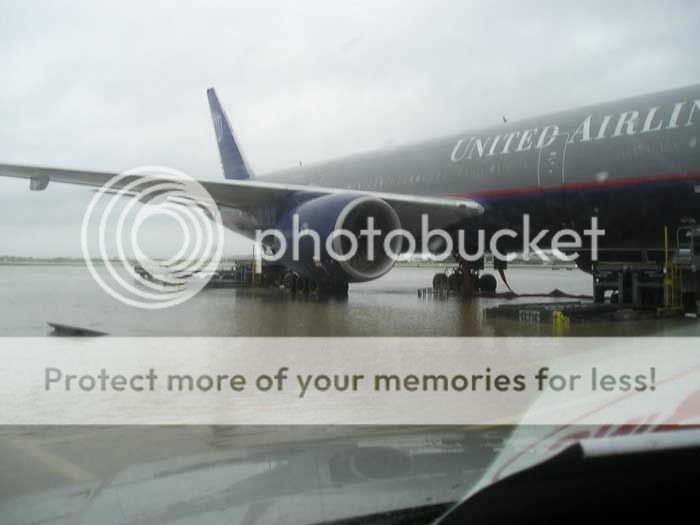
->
0;264;697;518
0;264;697;336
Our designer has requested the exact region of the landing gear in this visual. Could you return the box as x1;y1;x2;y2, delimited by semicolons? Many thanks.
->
456;257;482;298
493;258;514;294
432;268;470;294
478;273;497;293
430;256;504;298
447;272;462;292
282;271;348;297
433;273;449;291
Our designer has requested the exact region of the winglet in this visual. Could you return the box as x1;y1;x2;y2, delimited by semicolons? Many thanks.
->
206;88;254;180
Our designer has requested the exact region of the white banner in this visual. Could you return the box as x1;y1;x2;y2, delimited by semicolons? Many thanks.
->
0;337;697;425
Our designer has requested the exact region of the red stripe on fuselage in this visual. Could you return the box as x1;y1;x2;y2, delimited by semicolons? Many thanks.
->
444;171;700;200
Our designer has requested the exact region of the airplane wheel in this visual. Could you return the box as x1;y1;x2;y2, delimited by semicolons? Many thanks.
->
433;273;448;290
479;273;497;293
448;272;462;292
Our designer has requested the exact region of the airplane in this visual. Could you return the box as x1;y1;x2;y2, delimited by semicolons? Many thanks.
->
1;84;700;297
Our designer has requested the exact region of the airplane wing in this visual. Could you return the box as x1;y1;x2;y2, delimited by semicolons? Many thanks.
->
1;87;483;235
0;88;484;233
0;162;484;232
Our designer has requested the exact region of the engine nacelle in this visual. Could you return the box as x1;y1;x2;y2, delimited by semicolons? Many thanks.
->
272;194;402;283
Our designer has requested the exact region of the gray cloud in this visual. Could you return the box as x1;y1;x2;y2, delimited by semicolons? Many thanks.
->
1;0;699;256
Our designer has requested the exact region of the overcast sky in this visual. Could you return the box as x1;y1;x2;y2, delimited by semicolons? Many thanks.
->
1;0;699;256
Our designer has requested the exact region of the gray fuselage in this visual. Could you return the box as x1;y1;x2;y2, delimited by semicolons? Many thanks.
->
262;84;700;255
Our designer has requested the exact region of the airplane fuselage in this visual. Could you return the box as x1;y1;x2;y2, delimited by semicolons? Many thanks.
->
262;84;700;258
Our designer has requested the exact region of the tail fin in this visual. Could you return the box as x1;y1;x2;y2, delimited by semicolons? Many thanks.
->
206;87;254;180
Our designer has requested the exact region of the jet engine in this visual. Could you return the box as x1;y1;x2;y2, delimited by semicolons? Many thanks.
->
271;194;402;283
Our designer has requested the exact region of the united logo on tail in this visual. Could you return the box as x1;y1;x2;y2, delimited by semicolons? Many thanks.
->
206;87;254;181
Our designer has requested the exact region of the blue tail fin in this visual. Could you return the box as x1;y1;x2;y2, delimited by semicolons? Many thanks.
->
206;87;254;180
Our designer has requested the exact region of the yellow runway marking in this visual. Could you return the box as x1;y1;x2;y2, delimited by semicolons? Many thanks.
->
2;437;94;482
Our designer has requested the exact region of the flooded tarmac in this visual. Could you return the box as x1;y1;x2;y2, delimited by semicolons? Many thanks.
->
0;264;697;336
1;263;697;515
1;264;697;520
